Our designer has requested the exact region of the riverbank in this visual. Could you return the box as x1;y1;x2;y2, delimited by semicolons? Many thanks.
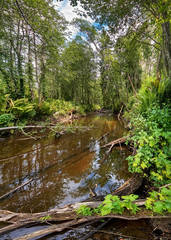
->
0;98;101;131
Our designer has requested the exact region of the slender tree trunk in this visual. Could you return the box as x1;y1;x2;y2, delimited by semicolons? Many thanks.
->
27;28;34;100
162;12;171;79
17;19;24;97
100;63;108;108
9;26;18;96
9;41;17;95
33;33;40;102
128;75;137;97
156;50;162;78
40;43;46;101
0;67;13;95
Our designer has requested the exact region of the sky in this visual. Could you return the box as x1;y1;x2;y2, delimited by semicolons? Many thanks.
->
56;0;78;22
53;0;94;37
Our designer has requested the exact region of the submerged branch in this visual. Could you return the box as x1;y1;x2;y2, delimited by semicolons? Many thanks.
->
0;179;34;201
101;136;128;148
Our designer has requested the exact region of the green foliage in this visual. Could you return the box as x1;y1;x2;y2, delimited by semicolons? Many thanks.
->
40;215;52;222
0;113;14;127
37;101;52;116
121;194;139;214
126;103;171;186
99;195;124;215
60;36;100;106
81;104;101;113
145;186;171;214
126;76;171;117
36;99;87;117
76;188;171;217
76;194;140;217
158;78;171;104
76;205;93;216
0;80;6;114
10;98;36;120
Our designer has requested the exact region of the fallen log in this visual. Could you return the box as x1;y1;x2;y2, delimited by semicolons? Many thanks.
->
0;199;167;235
112;173;143;196
101;136;128;148
0;204;170;240
0;125;47;132
12;213;171;240
89;173;143;202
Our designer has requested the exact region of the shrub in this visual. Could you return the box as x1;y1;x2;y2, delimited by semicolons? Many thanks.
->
37;101;52;116
0;113;14;127
125;76;171;120
10;98;36;120
0;81;7;114
127;103;171;186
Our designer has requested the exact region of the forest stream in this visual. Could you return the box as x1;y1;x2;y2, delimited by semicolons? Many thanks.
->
0;114;156;239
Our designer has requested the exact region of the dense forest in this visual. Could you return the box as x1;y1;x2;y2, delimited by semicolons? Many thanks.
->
0;0;171;238
0;0;170;121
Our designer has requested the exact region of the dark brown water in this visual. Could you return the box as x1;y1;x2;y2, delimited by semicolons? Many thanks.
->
0;114;131;213
1;114;152;240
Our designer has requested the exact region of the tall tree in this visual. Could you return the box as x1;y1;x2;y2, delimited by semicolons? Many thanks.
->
0;0;67;101
60;36;99;105
69;0;171;79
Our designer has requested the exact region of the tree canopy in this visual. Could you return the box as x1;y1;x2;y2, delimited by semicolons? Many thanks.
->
0;0;170;116
69;0;171;79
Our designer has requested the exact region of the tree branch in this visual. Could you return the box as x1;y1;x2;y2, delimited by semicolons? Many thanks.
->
136;39;161;51
14;0;43;42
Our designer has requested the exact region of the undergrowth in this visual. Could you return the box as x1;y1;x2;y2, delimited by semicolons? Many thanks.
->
76;186;171;217
126;103;171;186
0;97;101;127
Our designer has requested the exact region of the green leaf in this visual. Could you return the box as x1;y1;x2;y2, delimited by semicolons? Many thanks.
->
153;201;165;214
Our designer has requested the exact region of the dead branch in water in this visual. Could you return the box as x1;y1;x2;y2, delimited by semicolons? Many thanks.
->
101;136;128;148
81;218;112;240
0;179;34;201
97;131;109;142
0;126;47;131
112;173;143;196
100;136;128;163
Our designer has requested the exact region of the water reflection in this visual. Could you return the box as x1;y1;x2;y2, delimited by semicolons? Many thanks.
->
0;114;131;213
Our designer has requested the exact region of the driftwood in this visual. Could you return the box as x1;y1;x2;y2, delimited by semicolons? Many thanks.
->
128;75;137;97
97;131;109;142
100;136;128;164
112;173;143;196
88;173;143;202
101;136;128;148
0;125;47;132
0;201;170;240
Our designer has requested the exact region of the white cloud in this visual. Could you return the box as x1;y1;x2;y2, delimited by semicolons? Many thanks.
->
54;0;94;38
